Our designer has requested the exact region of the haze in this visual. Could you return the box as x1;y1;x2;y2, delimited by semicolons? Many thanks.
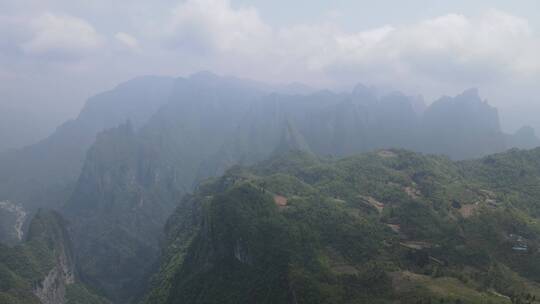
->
1;0;540;151
5;2;540;303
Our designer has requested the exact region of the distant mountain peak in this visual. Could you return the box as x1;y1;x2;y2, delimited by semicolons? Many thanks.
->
516;125;537;136
189;70;220;81
352;83;377;101
458;88;481;100
410;95;427;115
506;125;540;150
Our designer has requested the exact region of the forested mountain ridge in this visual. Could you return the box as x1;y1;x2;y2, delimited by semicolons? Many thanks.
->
0;73;309;245
63;74;531;302
0;209;108;304
0;73;535;226
1;73;540;304
145;148;540;304
0;76;176;246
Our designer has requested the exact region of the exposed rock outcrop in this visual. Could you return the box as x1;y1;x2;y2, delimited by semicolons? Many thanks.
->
0;200;27;243
27;210;76;304
33;245;75;304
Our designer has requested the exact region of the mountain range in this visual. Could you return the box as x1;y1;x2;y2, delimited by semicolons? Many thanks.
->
1;72;539;303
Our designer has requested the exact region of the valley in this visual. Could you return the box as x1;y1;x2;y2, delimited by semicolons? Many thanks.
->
2;1;540;303
0;73;540;304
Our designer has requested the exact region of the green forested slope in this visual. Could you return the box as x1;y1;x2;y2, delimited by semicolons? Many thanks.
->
0;210;108;304
146;149;540;304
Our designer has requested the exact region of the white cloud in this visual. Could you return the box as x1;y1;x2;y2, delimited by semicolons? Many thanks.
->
162;2;540;88
2;1;538;88
376;10;540;81
285;9;540;86
21;12;103;60
115;32;139;49
165;0;272;54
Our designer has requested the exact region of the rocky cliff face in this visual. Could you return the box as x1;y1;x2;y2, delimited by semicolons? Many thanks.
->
27;210;76;304
33;240;75;304
64;122;170;302
421;88;506;159
0;209;107;304
0;76;176;246
0;200;27;244
505;125;540;150
63;74;268;302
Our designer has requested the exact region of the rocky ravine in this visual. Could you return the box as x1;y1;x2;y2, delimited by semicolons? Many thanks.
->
33;239;76;304
0;200;27;241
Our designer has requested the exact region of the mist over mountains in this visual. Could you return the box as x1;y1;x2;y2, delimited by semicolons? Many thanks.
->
2;0;540;302
0;72;535;206
1;72;540;304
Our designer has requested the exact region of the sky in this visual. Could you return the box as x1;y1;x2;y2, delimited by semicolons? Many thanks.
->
1;0;540;150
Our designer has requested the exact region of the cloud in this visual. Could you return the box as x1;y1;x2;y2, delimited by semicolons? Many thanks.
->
375;10;540;82
21;13;103;60
165;0;272;54
2;1;538;89
299;9;539;86
162;1;540;89
115;32;139;49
